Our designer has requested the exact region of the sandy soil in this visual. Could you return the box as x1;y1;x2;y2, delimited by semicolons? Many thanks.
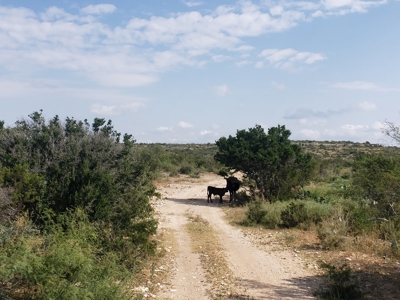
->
153;173;320;299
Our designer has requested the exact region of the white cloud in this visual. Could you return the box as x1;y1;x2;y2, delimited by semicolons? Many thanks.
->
80;4;117;15
259;48;326;70
270;5;284;16
284;1;321;11
330;81;399;92
371;121;384;130
0;79;149;106
90;104;117;116
90;102;144;116
286;101;378;121
200;130;212;135
324;124;377;138
182;1;204;7
357;101;377;111
255;61;264;68
326;124;365;136
272;81;286;90
41;7;79;22
234;45;255;52
157;126;173;131
89;72;159;87
214;84;229;96
212;55;231;62
179;121;193;128
321;0;386;13
312;10;326;18
121;102;145;112
299;118;327;126
0;2;388;90
236;60;251;67
300;129;320;139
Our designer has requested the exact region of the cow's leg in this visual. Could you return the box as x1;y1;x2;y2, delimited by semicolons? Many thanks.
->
229;191;233;202
219;195;223;204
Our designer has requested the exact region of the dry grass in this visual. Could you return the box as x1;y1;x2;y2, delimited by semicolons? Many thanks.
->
222;206;248;227
185;213;252;300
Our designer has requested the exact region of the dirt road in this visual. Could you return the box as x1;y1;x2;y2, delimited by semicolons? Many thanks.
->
153;173;319;299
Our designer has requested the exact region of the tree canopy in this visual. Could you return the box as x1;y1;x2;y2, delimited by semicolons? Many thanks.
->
215;124;315;201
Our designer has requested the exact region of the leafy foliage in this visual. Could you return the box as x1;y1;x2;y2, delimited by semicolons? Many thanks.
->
314;264;363;300
244;200;334;229
131;144;222;178
0;210;129;300
352;153;400;219
215;124;315;201
0;111;158;298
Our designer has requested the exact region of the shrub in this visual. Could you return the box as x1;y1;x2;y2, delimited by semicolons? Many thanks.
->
281;202;308;228
281;201;334;229
0;112;159;297
243;200;286;228
179;165;192;175
0;210;129;300
314;263;363;300
244;200;335;229
352;153;400;220
317;213;348;250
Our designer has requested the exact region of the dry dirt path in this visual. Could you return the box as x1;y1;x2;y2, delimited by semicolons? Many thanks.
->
154;173;319;300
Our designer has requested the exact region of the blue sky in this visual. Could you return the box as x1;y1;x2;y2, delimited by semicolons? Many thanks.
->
0;0;399;143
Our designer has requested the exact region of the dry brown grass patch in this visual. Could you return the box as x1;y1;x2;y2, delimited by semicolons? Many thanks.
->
185;213;252;300
222;206;247;227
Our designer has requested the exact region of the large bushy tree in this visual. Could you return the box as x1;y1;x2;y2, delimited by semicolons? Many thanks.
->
0;111;161;298
215;124;315;201
0;111;157;258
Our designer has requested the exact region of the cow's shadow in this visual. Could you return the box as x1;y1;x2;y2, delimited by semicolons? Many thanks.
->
162;197;231;207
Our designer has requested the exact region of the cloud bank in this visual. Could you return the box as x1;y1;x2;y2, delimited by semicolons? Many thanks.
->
0;1;385;89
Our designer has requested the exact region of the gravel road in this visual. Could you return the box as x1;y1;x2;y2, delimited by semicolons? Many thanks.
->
154;173;319;299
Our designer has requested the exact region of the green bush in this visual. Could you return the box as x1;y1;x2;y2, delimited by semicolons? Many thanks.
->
0;112;159;297
281;202;308;228
243;200;285;228
281;201;334;229
0;210;129;300
317;210;348;250
352;153;400;220
314;263;363;300
244;200;335;229
179;165;192;175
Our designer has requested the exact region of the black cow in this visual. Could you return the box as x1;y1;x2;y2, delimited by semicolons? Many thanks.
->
226;177;241;202
207;186;228;203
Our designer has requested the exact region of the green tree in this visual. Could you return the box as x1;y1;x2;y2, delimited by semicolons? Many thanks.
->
215;124;314;201
0;111;158;260
352;153;400;219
